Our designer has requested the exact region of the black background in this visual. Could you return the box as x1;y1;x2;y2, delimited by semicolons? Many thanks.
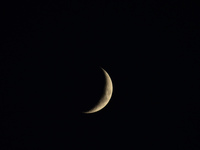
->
1;0;200;149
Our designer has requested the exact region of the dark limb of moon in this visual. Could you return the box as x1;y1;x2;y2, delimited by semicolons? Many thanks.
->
83;68;113;114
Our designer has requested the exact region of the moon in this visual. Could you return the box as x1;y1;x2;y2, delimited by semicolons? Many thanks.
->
83;68;113;114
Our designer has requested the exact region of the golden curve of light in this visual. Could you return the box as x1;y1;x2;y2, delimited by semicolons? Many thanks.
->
83;68;113;114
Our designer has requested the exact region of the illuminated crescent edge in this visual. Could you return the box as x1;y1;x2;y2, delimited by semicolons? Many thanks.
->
83;68;113;114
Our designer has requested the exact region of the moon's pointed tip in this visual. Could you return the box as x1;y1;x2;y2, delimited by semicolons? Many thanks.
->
82;111;93;114
82;109;101;114
99;66;104;70
100;67;108;75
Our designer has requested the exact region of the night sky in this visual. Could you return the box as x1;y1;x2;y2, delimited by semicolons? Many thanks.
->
1;0;200;149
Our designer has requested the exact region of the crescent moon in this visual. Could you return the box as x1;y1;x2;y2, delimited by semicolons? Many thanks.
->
83;68;113;114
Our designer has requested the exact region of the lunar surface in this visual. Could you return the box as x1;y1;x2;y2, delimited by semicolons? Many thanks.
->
83;68;113;114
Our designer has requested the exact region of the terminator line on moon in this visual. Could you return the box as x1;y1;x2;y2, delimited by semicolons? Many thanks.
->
83;68;113;114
